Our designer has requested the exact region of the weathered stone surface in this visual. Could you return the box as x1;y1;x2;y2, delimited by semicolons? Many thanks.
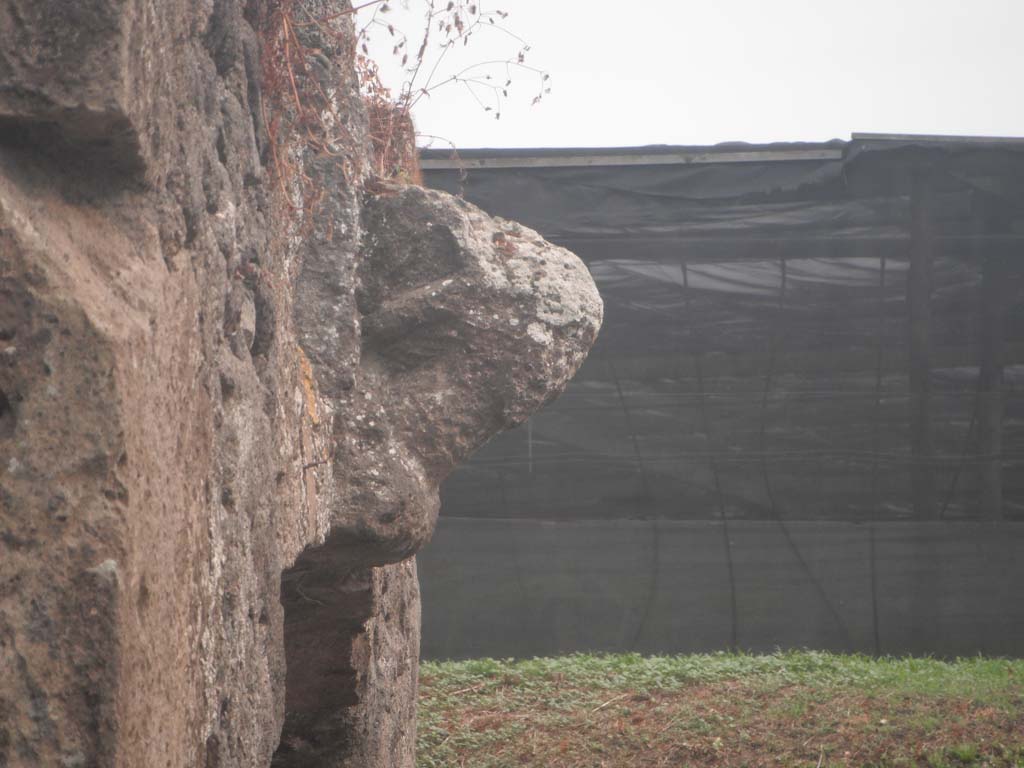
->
273;186;602;765
0;0;299;762
350;185;601;557
0;0;257;182
0;2;601;767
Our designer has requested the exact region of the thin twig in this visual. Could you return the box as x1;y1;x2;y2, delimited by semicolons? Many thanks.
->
281;17;306;116
403;0;436;106
449;681;489;696
260;98;294;209
590;692;630;714
312;0;389;24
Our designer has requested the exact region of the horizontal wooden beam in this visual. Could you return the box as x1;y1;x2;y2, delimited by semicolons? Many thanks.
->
421;148;844;170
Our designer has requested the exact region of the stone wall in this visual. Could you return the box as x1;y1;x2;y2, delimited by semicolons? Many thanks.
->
0;2;601;766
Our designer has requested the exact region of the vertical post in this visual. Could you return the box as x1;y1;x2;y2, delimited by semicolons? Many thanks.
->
977;254;1006;519
870;253;887;655
908;167;937;518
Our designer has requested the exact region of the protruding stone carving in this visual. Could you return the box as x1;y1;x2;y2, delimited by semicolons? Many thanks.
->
276;184;602;765
341;185;602;561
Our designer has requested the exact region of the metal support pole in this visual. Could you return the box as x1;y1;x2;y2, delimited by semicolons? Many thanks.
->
908;168;937;518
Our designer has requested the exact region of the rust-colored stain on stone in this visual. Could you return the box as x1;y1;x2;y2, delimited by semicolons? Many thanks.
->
297;346;320;426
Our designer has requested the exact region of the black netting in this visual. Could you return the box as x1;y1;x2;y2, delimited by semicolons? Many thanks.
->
424;140;1024;525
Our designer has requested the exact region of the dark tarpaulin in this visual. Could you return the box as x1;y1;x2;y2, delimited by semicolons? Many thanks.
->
422;138;1024;523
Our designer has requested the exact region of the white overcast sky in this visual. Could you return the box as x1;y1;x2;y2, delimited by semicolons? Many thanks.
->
357;0;1024;149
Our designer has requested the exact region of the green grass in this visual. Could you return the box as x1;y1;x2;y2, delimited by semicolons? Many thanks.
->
423;650;1024;701
418;651;1024;768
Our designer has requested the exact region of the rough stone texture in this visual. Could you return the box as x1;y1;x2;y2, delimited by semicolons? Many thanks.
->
0;2;601;767
342;185;602;564
0;0;250;181
275;186;602;765
1;1;298;764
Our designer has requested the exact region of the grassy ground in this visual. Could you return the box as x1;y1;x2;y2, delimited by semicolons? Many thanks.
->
417;652;1024;768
